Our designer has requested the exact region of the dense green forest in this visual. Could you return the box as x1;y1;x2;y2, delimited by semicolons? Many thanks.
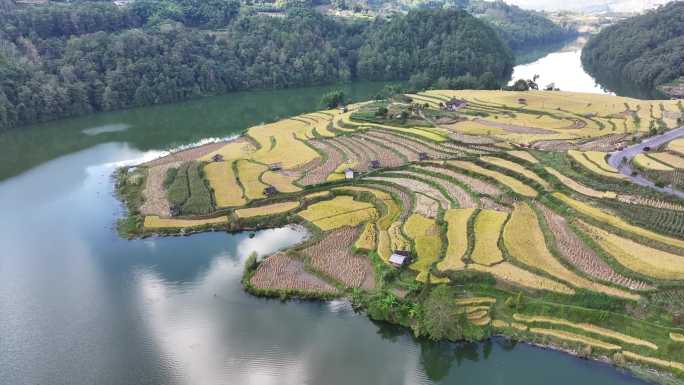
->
466;0;576;50
0;1;514;130
581;1;684;96
327;0;576;50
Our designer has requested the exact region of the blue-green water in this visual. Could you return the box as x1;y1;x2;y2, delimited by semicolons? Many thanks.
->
0;81;654;384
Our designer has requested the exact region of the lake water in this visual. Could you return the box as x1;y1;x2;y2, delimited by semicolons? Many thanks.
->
511;37;611;95
0;56;656;384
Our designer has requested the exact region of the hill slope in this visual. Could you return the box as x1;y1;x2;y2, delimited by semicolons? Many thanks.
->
581;2;684;97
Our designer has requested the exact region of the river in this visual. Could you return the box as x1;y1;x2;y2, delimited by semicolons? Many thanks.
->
0;51;657;384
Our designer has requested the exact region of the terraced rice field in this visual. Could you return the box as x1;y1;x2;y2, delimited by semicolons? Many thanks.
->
236;160;269;200
250;252;337;293
554;192;684;250
504;203;638;300
143;215;228;229
507;150;539;164
128;90;684;376
470;262;574;294
204;161;246;207
298;196;378;231
513;314;658;350
667;138;684;155
437;208;476;271
298;140;344;185
529;328;622;351
470;210;507;266
480;156;550;189
261;171;301;193
545;167;616;199
647;152;684;169
354;223;377;252
634;154;674;171
235;201;300;219
449;160;538;197
365;175;449;217
404;214;443;281
537;203;652;291
422;164;502;196
568;150;627;179
303;227;375;289
334;186;401;230
577;220;684;280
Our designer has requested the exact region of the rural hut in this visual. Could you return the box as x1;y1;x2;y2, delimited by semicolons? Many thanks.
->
370;160;381;169
418;152;429;161
389;250;411;268
444;98;466;111
517;98;527;105
344;168;355;180
211;154;224;162
263;186;278;197
269;163;282;171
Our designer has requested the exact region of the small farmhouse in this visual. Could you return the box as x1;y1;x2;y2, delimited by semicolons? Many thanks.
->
389;250;411;268
344;168;355;180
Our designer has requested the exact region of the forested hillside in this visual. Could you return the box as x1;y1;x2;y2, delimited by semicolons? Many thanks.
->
326;0;576;50
581;1;684;96
0;1;513;131
466;0;576;50
358;9;512;89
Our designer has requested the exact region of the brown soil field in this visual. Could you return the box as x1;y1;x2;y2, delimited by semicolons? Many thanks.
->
364;183;414;221
364;130;451;160
299;140;344;185
399;170;476;208
577;134;631;152
479;197;510;212
329;137;363;164
140;161;180;217
250;252;338;293
531;139;577;151
334;136;372;171
366;175;450;214
358;131;420;161
536;203;653;291
143;141;229;167
421;165;502;196
473;118;556;135
345;136;407;168
303;227;375;290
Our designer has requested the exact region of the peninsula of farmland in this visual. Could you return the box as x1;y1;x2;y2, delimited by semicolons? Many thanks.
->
118;90;684;378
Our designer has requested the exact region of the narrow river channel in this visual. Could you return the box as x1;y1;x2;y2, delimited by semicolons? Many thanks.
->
0;50;660;384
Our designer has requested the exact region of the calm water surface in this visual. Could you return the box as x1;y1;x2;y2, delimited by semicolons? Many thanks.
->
510;37;611;95
0;80;654;383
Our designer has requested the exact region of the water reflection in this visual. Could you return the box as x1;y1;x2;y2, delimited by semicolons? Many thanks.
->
510;37;610;94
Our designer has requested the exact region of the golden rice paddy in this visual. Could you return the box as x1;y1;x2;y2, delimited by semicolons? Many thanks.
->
144;215;228;229
235;201;300;219
504;203;638;300
236;160;269;200
298;196;378;231
470;209;508;266
554;192;684;250
634;154;673;171
449;160;538;197
513;314;657;350
577;220;684;280
437;208;476;271
404;214;442;277
204;161;246;207
480;156;550;189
